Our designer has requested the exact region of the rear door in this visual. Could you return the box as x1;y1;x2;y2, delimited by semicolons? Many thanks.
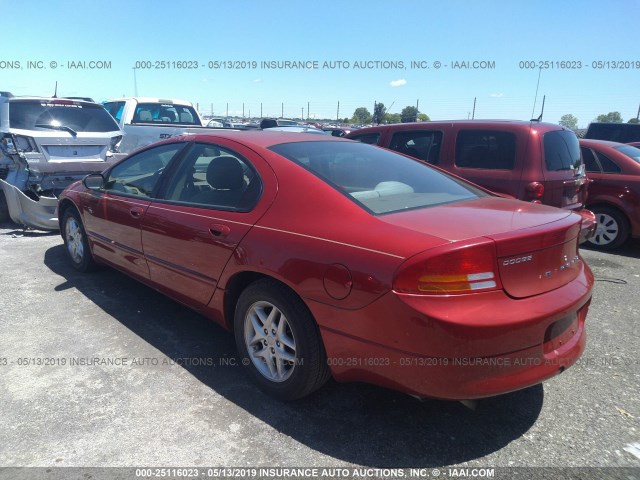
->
542;130;586;210
140;140;276;309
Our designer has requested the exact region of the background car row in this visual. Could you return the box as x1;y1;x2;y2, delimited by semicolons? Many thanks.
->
346;122;640;250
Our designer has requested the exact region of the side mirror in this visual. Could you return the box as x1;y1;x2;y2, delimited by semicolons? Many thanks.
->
83;173;105;190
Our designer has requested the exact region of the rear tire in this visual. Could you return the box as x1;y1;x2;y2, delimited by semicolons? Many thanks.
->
62;208;97;272
234;279;330;401
587;206;629;250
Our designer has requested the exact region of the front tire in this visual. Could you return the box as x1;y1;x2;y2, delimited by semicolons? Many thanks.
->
234;279;330;401
62;208;97;272
588;206;629;250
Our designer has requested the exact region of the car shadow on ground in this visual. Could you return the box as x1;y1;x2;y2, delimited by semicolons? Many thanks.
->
581;238;640;259
0;221;59;237
44;243;543;468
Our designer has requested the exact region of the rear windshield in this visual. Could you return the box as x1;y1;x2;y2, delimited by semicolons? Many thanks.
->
544;130;581;171
9;100;120;133
269;141;484;215
614;144;640;163
131;103;200;125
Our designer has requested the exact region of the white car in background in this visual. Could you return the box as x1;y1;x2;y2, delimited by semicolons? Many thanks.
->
0;96;123;229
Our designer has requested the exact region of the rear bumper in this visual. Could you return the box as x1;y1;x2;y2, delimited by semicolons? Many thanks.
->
314;262;593;400
0;179;58;230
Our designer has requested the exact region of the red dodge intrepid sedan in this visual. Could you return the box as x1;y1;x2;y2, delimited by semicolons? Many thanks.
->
58;132;594;401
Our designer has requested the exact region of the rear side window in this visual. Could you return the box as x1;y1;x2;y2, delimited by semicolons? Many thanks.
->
581;147;600;173
162;143;261;211
348;133;380;145
132;103;199;125
389;130;443;165
455;130;516;169
595;152;621;173
544;130;581;171
9;100;120;133
103;101;125;123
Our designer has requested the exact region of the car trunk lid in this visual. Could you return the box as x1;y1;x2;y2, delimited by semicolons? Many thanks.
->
382;197;582;298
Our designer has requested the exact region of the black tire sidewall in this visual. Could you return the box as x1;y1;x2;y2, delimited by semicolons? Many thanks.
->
234;280;327;401
62;209;94;272
589;207;629;250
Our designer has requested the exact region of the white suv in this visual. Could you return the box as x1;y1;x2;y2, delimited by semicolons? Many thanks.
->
0;97;123;229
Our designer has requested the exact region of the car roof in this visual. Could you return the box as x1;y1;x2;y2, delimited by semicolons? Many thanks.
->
7;96;102;106
579;138;627;148
347;120;564;133
179;130;348;149
104;97;195;106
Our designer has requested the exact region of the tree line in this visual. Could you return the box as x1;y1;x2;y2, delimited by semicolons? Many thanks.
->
559;112;639;130
350;104;429;125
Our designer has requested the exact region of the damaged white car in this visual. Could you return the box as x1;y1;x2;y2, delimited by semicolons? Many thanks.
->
0;96;124;229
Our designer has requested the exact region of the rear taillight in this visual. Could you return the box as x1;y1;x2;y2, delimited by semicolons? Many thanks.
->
50;99;74;105
109;135;123;152
578;209;596;244
526;181;544;201
14;135;38;152
1;134;37;154
393;241;501;295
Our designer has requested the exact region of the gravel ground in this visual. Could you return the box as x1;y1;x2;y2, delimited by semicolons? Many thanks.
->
0;221;638;478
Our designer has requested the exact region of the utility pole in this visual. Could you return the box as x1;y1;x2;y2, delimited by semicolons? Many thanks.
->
531;67;542;118
281;102;284;118
226;103;228;118
210;103;213;116
242;103;245;119
261;103;263;118
636;102;640;121
472;97;476;120
337;101;340;124
307;101;310;121
301;107;304;120
416;99;419;121
133;68;138;96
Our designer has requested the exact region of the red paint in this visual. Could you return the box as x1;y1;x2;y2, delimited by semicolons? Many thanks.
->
59;131;594;399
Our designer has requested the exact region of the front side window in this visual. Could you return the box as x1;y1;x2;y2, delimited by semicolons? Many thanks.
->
270;141;484;215
104;143;185;197
455;130;516;170
389;130;443;165
544;130;581;171
162;143;261;211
